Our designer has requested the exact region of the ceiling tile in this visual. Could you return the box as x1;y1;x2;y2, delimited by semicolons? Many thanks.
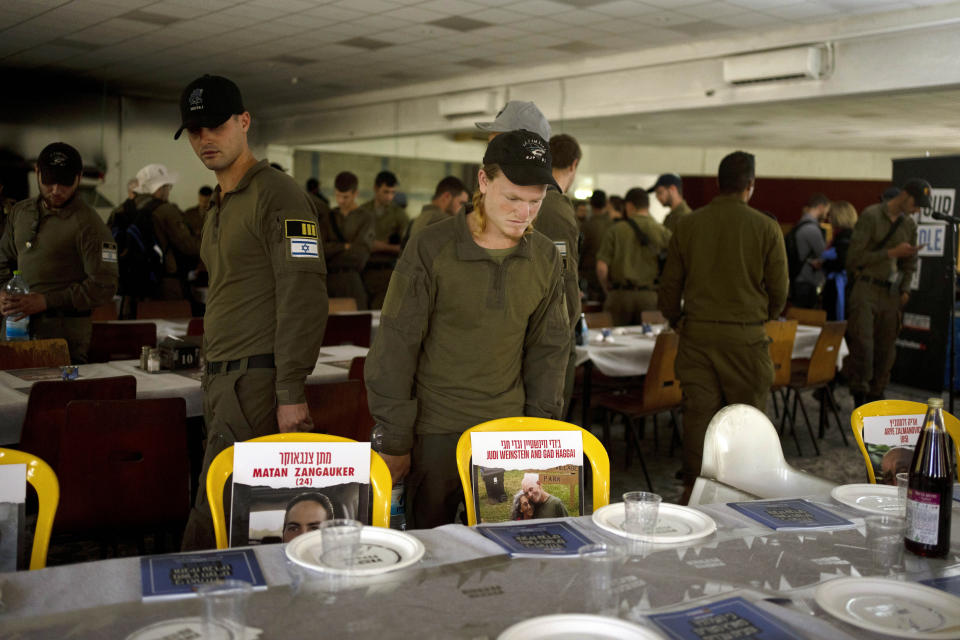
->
590;0;660;17
710;11;782;27
417;0;478;14
330;0;398;13
508;0;579;16
427;16;494;31
351;14;414;30
677;1;750;18
247;0;318;11
302;5;367;22
379;6;444;22
550;9;616;25
765;1;840;20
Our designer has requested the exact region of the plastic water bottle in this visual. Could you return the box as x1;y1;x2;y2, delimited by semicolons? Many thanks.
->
576;312;589;346
371;424;406;530
4;271;30;341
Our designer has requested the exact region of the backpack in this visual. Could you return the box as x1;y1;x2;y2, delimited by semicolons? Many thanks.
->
784;217;817;283
112;199;165;298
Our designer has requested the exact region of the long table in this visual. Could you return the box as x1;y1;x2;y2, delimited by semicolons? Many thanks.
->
2;497;956;638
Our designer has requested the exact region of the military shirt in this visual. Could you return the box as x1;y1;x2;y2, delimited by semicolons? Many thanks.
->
406;203;449;247
182;205;205;239
0;196;117;310
359;199;408;244
662;200;692;234
845;202;918;294
365;212;570;455
580;212;612;272
596;214;671;289
659;194;788;325
321;206;375;272
133;194;199;275
201;160;328;405
532;189;581;328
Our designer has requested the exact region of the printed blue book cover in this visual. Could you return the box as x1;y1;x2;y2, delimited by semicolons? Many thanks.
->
477;520;594;557
727;498;854;531
140;549;267;600
650;596;802;640
921;575;960;596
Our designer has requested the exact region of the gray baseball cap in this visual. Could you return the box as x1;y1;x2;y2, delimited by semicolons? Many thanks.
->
476;101;551;142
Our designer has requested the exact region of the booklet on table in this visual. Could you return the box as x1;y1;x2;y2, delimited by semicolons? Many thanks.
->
727;498;854;531
649;596;802;640
476;520;595;557
140;548;267;600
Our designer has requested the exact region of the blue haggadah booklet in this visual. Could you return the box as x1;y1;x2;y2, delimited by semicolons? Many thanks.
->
727;499;854;531
477;521;594;557
140;549;267;600
650;596;802;640
920;575;960;597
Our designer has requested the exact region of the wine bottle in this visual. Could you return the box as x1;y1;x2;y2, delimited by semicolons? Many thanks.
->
904;397;954;558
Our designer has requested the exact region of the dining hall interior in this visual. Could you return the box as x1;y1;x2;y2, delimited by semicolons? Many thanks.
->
1;0;960;638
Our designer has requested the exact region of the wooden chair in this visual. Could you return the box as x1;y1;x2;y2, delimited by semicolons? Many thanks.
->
455;417;610;526
0;447;59;570
593;331;682;490
322;313;372;348
206;433;392;549
136;300;193;319
56;398;189;552
19;376;138;468
640;310;666;325
585;311;614;328
0;338;70;370
91;303;119;321
850;399;960;484
765;319;798;444
329;297;358;313
785;306;827;327
186;317;204;336
781;321;848;456
88;322;156;362
582;301;603;313
304;379;374;442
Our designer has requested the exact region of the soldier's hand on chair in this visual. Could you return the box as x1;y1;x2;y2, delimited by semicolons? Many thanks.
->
379;452;411;484
277;403;314;433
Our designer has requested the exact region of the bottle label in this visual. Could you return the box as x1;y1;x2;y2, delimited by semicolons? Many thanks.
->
5;318;29;341
905;489;941;546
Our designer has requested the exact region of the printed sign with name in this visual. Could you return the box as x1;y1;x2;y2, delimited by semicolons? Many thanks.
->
862;414;923;485
902;313;931;331
917;224;945;257
917;188;956;225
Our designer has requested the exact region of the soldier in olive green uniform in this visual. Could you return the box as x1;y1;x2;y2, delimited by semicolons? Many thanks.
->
175;75;328;550
845;180;926;405
182;185;212;240
359;171;407;309
597;188;671;326
659;152;788;497
580;190;611;302
403;176;469;249
649;173;692;234
366;131;569;528
0;143;118;364
321;171;374;310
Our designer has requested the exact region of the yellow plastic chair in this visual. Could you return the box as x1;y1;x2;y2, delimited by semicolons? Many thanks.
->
0;447;59;570
456;417;611;526
207;433;392;549
851;400;960;484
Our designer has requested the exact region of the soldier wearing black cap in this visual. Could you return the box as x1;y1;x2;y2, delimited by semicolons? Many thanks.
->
0;143;118;363
845;178;926;406
648;173;692;234
175;75;328;550
365;129;569;528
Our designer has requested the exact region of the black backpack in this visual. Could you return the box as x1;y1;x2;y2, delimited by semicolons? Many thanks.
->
112;199;164;298
785;217;817;283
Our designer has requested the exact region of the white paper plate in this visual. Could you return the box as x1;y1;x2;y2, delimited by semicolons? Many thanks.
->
498;614;664;640
285;527;425;576
831;483;901;515
125;617;234;640
592;502;717;544
815;577;960;639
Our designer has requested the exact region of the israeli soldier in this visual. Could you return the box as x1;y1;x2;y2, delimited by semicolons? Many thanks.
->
649;173;692;234
359;171;407;309
321;171;374;310
403;176;469;249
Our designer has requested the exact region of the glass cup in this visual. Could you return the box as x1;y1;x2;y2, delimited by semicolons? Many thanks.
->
864;515;905;574
319;519;363;570
623;491;662;536
578;543;626;615
896;472;909;515
197;579;252;640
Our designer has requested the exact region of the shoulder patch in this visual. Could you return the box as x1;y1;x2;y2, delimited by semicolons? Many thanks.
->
290;238;319;258
285;219;318;239
102;242;118;263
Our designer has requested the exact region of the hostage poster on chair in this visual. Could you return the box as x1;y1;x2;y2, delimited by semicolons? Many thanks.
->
470;431;583;524
230;442;370;547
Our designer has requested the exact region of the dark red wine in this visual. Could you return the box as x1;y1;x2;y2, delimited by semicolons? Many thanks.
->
904;398;953;558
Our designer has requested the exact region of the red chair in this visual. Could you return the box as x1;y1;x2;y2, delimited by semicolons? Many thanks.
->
305;379;374;442
136;300;192;319
187;317;204;336
322;313;372;348
88;323;156;362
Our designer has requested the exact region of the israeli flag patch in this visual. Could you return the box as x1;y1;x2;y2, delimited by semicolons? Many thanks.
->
102;242;118;263
290;238;319;258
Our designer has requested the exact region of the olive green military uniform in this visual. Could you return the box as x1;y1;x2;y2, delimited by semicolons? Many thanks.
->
845;202;918;399
182;160;328;550
320;206;375;310
0;196;118;363
662;200;692;234
532;188;582;413
597;214;671;326
182;205;205;239
404;203;449;248
359;199;408;309
580;211;613;302
659;194;788;483
133;195;200;300
365;213;569;528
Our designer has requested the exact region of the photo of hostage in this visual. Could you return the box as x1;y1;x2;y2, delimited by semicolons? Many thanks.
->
879;447;913;486
281;492;336;543
520;472;569;519
510;492;534;521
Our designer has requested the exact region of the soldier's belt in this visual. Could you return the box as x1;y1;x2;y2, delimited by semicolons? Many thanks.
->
40;309;92;319
858;276;892;288
686;318;764;326
364;262;395;271
206;353;275;375
610;283;652;291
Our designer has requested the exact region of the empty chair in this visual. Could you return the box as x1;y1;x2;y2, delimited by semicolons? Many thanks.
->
0;338;70;370
765;319;798;426
585;311;614;328
328;297;358;313
690;404;835;504
186;317;204;336
785;306;827;327
322;313;372;348
304;379;374;442
88;322;157;362
0;447;59;570
136;300;192;319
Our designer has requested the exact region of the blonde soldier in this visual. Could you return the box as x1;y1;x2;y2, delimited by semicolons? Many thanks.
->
175;75;328;550
659;151;788;503
0;143;118;363
402;176;469;249
366;130;569;528
649;173;692;234
845;179;925;406
597;188;671;326
322;171;374;310
359;171;407;309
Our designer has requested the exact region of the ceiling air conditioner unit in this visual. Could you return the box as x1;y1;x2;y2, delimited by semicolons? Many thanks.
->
438;90;498;119
722;45;826;85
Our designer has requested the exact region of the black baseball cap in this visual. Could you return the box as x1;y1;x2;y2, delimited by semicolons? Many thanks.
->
37;142;82;186
902;178;932;209
174;74;245;140
647;173;682;193
482;129;559;190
